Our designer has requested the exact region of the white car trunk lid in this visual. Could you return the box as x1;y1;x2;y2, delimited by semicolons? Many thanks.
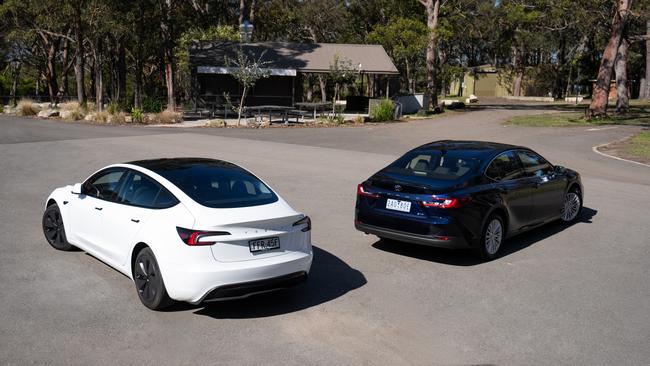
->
190;202;307;263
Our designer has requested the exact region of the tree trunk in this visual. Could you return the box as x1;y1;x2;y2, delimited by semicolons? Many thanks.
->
615;37;630;114
74;1;85;105
405;62;413;94
512;46;525;96
117;37;127;104
423;0;441;110
641;20;650;99
237;85;247;126
134;0;144;109
332;83;338;114
59;37;70;99
11;64;20;107
95;38;103;112
318;74;327;102
587;0;633;118
239;0;245;24
161;0;176;111
249;0;256;24
44;36;60;106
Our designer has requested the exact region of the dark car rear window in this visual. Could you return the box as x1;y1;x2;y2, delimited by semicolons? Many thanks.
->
153;163;278;208
385;150;480;180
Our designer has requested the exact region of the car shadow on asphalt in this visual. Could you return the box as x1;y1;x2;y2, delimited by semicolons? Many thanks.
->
370;206;598;266
166;246;367;318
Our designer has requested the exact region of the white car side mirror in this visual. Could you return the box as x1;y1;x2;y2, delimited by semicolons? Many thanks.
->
71;183;82;195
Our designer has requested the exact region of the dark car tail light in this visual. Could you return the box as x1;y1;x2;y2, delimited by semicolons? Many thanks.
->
176;227;230;246
357;183;380;198
420;196;471;209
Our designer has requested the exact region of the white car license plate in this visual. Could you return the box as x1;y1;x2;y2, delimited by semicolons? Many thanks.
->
386;199;412;213
249;237;280;253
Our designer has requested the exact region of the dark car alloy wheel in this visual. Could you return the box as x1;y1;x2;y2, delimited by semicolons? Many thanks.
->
474;214;504;260
561;191;581;223
133;248;174;310
42;204;74;251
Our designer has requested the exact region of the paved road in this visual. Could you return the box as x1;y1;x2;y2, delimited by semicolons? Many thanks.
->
0;109;648;365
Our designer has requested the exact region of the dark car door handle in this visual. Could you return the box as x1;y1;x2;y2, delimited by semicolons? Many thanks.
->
498;187;509;194
131;219;140;223
94;207;103;211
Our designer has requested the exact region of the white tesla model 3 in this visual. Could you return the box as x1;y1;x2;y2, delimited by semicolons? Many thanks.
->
42;158;312;310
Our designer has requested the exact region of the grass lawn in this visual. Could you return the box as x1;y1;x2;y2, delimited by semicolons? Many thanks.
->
505;101;650;127
624;131;650;162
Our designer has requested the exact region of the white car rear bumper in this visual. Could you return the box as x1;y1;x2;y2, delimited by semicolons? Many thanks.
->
161;250;313;304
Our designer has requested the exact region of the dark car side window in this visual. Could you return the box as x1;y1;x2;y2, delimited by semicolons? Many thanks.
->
82;169;128;201
516;150;553;178
117;171;178;209
485;151;523;181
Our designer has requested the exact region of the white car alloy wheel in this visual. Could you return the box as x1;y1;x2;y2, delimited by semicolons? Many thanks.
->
561;192;581;222
485;218;503;255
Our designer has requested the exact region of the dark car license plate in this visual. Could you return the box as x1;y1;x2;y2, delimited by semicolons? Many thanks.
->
249;237;280;253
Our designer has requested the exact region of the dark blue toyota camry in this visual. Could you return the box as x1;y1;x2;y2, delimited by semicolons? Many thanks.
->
355;140;583;259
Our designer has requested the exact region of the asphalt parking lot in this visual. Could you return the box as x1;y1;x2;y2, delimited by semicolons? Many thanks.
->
1;108;649;365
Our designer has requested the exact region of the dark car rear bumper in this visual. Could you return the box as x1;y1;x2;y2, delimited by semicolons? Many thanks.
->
355;222;471;249
202;271;308;302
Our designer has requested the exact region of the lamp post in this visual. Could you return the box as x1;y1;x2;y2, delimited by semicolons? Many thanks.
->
239;21;254;43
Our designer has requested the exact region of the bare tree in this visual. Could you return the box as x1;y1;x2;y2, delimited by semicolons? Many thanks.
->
227;48;270;126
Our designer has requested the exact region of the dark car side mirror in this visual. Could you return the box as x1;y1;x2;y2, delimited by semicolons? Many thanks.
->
554;165;566;174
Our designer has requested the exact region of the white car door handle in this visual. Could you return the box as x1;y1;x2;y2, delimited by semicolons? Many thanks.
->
94;207;103;211
131;219;140;223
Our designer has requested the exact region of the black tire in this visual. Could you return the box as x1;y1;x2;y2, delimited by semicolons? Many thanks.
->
133;247;174;310
560;187;582;224
473;214;505;260
42;204;74;251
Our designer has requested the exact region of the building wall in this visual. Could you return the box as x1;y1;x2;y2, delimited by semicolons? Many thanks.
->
450;71;512;98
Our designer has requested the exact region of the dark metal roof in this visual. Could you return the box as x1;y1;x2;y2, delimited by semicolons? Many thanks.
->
190;41;399;75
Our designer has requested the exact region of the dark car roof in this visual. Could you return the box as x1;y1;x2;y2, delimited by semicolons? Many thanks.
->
126;158;242;172
413;140;525;158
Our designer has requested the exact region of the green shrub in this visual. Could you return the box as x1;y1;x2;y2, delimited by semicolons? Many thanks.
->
0;105;3;113
371;99;395;122
106;101;120;115
142;96;163;113
131;108;144;123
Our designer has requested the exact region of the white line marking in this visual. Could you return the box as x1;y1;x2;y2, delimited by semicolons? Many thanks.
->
592;136;650;168
586;126;619;131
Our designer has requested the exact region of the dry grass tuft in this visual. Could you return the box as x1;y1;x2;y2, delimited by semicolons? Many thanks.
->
150;110;182;124
60;102;85;120
16;99;41;116
94;111;110;123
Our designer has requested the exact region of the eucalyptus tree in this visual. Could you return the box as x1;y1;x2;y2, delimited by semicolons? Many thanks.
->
588;0;635;118
368;18;429;93
0;0;72;105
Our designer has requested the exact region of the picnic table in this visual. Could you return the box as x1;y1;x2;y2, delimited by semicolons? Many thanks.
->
244;105;294;124
295;102;330;119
